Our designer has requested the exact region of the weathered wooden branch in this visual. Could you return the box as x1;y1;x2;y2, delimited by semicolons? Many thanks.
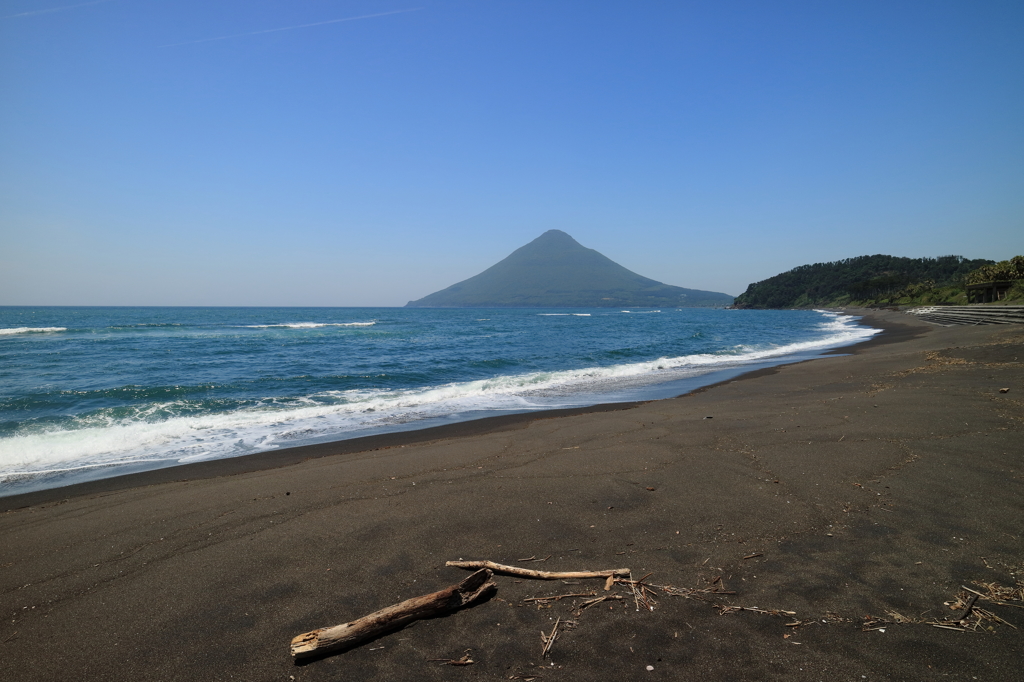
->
290;568;496;660
446;560;630;580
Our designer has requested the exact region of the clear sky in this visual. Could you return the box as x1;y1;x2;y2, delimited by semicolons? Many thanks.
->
1;0;1022;305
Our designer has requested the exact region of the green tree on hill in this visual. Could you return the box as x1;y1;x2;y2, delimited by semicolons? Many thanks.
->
733;254;994;309
965;256;1024;284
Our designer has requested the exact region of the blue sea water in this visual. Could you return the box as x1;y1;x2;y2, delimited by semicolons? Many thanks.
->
0;307;879;496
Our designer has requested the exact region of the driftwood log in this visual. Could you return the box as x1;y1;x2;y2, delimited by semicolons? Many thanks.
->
446;560;630;581
290;568;496;660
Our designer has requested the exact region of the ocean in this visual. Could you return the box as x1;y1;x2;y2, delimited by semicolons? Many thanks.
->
0;307;879;497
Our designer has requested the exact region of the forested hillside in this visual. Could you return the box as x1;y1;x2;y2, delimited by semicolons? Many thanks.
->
733;255;994;308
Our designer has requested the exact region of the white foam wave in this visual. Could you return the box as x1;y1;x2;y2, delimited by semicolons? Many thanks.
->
0;312;879;484
537;313;591;317
242;321;376;329
0;327;66;336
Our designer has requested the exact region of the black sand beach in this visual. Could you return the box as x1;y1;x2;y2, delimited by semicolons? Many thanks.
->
2;310;1022;681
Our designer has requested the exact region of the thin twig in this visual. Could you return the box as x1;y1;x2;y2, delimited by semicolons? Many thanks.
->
541;617;560;658
579;595;624;609
447;560;629;580
524;592;595;602
427;652;474;666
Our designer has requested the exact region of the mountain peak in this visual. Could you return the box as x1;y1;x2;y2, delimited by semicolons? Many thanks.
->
535;229;576;242
406;231;732;308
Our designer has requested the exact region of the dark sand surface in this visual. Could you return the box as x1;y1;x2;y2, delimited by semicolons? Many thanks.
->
2;311;1022;681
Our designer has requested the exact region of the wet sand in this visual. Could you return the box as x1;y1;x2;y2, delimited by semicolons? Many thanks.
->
2;310;1022;681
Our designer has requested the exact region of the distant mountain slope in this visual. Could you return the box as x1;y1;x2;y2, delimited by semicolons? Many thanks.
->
733;254;994;309
406;230;733;308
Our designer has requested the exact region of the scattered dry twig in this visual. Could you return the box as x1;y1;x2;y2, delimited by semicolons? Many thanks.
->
524;592;595;603
427;651;474;666
882;583;1024;633
657;584;737;601
540;617;560;658
717;605;796;617
447;560;629;581
578;595;625;609
965;581;1024;608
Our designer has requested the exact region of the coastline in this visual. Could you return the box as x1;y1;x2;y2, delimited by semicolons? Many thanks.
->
2;309;1021;681
1;310;902;511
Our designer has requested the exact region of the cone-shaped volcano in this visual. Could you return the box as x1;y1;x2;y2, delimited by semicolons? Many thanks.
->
406;230;733;308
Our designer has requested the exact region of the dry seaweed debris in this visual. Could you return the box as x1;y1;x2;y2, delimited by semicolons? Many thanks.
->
615;572;660;612
633;574;798;620
500;568;796;662
968;579;1024;606
859;581;1023;633
928;584;1022;632
926;592;1014;633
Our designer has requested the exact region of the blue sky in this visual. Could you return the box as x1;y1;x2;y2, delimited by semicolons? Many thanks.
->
1;0;1021;305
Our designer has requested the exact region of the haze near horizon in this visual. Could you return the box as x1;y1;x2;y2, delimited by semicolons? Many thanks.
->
1;1;1022;306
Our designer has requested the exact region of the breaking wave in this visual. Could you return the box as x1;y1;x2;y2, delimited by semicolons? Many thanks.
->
241;322;376;329
0;327;66;336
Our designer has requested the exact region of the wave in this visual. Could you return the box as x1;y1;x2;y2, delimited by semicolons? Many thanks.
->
537;313;591;317
108;323;184;329
241;322;376;329
0;312;878;484
620;310;661;314
0;327;66;336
